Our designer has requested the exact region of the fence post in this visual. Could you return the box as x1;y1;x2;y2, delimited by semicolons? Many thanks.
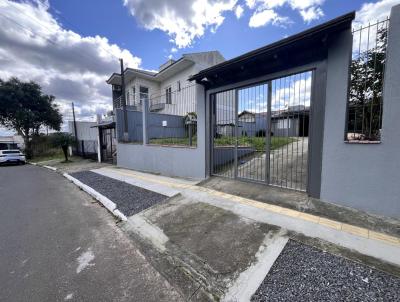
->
188;124;193;146
142;98;149;145
381;4;400;142
81;140;85;157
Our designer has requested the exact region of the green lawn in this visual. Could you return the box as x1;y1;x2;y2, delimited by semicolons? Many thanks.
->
214;136;296;151
149;137;198;147
149;136;295;150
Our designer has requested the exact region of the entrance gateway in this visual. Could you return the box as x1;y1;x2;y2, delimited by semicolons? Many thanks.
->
211;70;312;192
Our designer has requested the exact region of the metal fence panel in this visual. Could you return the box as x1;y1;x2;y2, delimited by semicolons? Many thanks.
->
346;18;390;142
211;70;312;192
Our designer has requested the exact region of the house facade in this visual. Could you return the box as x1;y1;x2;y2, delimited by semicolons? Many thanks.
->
108;51;225;115
106;4;400;219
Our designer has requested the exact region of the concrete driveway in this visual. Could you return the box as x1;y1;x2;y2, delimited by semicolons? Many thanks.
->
0;165;182;302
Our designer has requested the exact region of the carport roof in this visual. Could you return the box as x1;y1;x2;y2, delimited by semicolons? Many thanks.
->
189;11;355;89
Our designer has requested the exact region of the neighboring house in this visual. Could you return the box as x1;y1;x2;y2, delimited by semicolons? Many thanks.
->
68;115;117;164
236;106;309;137
68;121;99;160
108;51;225;115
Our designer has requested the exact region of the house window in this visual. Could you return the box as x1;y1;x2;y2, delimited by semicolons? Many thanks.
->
139;86;149;105
277;119;291;129
132;86;136;105
166;86;172;104
177;80;181;92
345;19;389;142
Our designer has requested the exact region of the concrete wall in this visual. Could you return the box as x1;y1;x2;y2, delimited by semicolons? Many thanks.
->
116;85;206;179
68;121;98;141
320;5;400;218
116;109;190;141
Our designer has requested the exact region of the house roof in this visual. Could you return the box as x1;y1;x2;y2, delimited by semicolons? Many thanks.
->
90;121;115;129
107;51;224;85
189;11;355;89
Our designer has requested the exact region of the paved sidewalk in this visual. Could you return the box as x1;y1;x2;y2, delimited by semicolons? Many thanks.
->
91;167;400;265
32;157;110;173
85;166;400;301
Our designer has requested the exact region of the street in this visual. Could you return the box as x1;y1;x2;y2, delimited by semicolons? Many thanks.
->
0;165;182;302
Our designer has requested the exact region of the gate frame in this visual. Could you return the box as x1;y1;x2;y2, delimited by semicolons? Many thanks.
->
205;61;327;198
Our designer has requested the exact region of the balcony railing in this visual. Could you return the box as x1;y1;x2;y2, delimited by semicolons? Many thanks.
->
113;84;197;115
149;84;196;114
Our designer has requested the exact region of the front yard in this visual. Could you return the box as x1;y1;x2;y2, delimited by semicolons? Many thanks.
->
149;136;296;150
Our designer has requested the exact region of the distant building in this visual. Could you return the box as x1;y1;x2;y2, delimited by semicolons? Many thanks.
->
0;136;24;150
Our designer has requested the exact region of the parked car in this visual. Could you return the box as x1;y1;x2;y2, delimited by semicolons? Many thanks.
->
0;150;26;165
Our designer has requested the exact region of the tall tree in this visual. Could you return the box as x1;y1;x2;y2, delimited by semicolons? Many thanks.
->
0;77;62;158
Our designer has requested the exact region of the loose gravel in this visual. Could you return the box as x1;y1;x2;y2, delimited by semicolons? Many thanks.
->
251;240;400;302
70;171;167;216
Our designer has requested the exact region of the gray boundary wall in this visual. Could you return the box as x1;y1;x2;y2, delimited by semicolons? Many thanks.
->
116;85;206;179
320;5;400;218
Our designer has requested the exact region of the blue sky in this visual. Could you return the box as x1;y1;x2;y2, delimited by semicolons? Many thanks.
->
50;0;376;70
0;0;398;135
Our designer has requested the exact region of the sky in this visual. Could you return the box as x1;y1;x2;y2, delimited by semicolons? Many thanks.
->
0;0;398;135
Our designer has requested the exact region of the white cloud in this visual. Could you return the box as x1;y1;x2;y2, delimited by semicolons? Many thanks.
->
299;6;324;23
355;0;396;25
123;0;237;48
249;9;290;28
246;0;325;26
0;0;141;129
288;0;324;10
171;47;178;53
235;5;244;19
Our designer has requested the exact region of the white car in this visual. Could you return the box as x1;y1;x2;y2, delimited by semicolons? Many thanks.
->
0;150;26;165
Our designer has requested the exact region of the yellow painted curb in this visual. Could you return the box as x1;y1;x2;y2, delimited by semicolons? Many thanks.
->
104;167;400;246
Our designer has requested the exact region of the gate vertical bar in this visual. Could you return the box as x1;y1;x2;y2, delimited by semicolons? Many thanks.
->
265;81;272;184
210;93;215;176
234;89;239;179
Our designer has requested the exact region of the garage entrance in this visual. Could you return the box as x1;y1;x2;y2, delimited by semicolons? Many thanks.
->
211;70;312;192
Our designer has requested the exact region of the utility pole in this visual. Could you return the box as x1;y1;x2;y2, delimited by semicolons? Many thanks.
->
72;102;78;148
120;58;129;141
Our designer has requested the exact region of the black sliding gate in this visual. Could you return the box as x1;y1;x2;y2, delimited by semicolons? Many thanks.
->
211;70;312;192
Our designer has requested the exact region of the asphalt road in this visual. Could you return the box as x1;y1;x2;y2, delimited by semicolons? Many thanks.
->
0;164;182;302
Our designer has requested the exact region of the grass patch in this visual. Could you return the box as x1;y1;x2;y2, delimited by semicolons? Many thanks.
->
149;137;198;147
148;136;295;150
215;136;296;151
29;151;64;163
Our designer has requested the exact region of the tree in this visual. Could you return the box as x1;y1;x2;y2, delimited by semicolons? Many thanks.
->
348;27;388;140
51;132;75;162
0;78;62;158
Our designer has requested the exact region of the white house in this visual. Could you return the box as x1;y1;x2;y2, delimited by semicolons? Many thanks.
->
107;51;225;116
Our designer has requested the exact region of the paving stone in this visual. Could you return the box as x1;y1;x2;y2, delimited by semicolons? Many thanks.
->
251;240;400;302
71;171;167;216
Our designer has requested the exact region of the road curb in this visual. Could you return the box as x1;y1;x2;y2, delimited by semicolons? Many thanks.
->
43;165;57;171
62;173;128;221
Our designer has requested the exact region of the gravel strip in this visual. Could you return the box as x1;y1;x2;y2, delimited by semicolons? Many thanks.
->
70;171;167;216
251;240;400;302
